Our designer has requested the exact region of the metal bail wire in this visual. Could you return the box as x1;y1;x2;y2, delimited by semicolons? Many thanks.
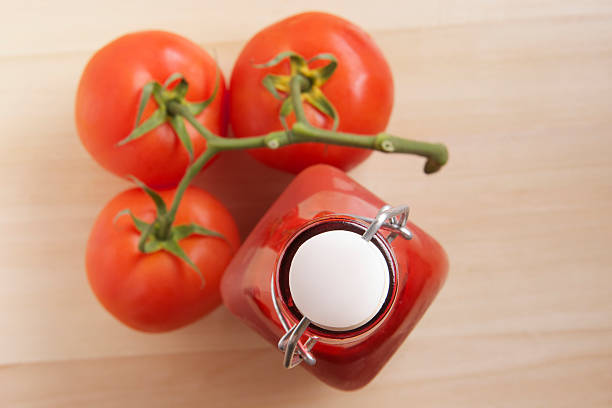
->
359;205;412;243
271;275;318;369
271;204;412;369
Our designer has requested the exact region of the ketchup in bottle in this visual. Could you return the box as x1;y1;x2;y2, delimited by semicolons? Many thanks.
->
220;164;448;390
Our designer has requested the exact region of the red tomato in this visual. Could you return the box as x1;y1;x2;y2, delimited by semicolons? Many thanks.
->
86;186;240;332
229;12;394;173
76;31;227;189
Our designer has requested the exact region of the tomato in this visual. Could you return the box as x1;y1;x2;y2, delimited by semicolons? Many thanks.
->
86;186;240;332
229;12;394;174
76;30;227;189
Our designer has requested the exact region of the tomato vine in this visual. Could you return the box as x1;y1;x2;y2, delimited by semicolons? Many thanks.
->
118;51;449;278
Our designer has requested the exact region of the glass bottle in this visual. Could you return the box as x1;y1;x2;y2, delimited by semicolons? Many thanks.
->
220;164;448;390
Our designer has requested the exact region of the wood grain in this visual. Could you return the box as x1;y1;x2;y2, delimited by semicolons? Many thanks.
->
1;1;611;406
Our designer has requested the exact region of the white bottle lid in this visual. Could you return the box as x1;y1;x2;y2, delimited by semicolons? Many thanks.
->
288;230;390;331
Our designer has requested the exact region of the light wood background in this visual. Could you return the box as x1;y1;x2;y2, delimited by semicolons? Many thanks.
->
1;1;611;406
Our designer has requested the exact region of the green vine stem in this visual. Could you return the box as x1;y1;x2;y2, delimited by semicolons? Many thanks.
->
289;75;310;124
156;147;218;239
157;72;448;239
120;64;449;280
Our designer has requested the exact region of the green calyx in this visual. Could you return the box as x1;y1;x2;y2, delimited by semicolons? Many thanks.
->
255;51;339;131
116;71;220;161
114;176;226;287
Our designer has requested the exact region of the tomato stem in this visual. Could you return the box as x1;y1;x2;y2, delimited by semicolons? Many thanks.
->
157;82;448;234
255;51;340;130
286;72;448;174
290;75;310;124
133;69;449;243
290;123;448;173
157;146;218;239
168;102;217;140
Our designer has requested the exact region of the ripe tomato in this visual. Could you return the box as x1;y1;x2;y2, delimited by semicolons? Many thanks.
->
76;31;227;189
86;186;240;332
229;12;394;173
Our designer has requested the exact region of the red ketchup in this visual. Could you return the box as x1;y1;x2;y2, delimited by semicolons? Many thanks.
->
220;164;448;390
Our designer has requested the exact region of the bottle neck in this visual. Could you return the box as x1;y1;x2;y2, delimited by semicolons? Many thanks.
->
273;215;399;342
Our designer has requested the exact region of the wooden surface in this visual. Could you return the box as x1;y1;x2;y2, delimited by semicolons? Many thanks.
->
1;1;611;406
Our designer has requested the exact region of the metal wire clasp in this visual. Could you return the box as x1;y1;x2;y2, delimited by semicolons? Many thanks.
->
271;277;318;368
358;205;412;243
271;204;412;369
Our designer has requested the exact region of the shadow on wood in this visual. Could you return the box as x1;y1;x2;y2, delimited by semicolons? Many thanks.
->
191;149;295;239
